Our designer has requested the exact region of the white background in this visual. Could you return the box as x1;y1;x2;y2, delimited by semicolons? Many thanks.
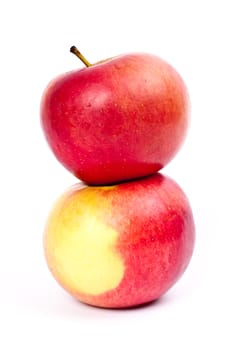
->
1;0;247;349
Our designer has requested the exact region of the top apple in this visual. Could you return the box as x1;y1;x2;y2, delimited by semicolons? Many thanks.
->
40;47;190;185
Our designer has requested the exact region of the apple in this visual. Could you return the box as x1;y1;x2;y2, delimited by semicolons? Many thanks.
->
40;46;190;185
44;173;195;308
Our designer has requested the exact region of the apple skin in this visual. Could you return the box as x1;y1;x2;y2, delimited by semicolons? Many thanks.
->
40;53;190;185
44;173;195;308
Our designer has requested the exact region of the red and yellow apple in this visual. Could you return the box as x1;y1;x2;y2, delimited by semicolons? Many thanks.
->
44;173;195;308
40;47;190;185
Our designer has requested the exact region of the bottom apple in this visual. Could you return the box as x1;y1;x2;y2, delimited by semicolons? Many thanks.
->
44;173;195;308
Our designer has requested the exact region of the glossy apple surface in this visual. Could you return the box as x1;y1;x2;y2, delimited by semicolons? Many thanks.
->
40;51;190;185
44;173;195;308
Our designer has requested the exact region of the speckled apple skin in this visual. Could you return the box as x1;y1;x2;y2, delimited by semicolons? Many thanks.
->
40;53;189;185
44;173;195;308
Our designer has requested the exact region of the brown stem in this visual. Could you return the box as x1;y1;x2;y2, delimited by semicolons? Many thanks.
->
70;46;92;67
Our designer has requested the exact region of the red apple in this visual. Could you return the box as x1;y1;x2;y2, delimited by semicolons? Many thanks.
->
44;173;195;308
40;47;190;185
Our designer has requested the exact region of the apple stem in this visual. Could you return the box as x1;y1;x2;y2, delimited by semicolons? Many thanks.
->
70;46;92;67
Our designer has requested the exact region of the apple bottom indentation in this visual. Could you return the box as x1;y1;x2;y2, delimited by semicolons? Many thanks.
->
44;173;195;309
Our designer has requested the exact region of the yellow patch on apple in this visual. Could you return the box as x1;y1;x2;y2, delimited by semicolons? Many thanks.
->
44;187;124;295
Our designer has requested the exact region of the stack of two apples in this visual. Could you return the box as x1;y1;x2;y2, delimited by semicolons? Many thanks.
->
40;46;195;309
